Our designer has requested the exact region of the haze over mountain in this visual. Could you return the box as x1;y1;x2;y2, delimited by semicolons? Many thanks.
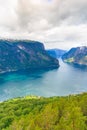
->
47;49;66;58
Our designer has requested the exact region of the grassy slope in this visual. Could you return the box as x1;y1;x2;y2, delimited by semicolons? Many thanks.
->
0;93;87;130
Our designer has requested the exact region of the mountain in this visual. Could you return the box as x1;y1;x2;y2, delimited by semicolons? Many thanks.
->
47;49;66;58
62;46;87;66
0;39;59;73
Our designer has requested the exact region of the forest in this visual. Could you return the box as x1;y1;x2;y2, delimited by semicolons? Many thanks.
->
0;93;87;130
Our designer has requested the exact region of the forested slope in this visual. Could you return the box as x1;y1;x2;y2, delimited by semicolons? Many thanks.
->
0;93;87;130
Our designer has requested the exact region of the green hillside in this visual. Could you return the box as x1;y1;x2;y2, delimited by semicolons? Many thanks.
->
0;93;87;130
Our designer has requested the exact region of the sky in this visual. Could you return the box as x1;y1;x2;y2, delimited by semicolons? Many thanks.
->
0;0;87;49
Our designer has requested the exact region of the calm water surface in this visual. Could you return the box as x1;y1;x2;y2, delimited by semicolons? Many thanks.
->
0;59;87;101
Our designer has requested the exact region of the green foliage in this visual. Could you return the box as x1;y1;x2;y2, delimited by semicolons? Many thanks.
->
64;57;74;63
0;93;87;130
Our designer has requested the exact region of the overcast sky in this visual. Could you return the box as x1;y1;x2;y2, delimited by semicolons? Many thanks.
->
0;0;87;49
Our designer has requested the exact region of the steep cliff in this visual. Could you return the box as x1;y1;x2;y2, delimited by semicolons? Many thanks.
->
62;46;87;66
0;40;59;73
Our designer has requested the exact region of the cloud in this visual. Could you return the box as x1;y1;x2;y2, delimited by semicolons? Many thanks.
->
16;0;52;31
16;0;87;28
0;0;87;49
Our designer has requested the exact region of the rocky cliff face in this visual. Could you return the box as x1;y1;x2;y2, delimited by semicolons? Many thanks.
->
0;40;59;73
62;46;87;66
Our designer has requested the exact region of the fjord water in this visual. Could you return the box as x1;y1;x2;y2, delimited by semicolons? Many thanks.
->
0;59;87;101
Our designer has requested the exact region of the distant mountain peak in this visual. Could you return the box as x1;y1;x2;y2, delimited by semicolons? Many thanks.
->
47;49;66;58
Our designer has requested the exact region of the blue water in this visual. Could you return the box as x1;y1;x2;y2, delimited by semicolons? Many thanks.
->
0;60;87;101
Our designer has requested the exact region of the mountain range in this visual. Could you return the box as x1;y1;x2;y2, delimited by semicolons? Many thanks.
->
47;49;66;58
0;39;87;74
